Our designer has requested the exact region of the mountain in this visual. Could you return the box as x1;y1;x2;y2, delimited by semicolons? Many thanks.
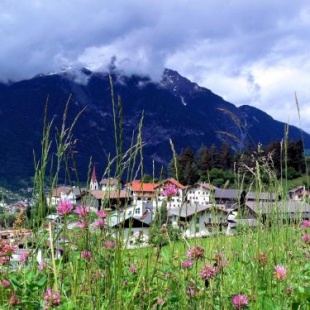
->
0;68;309;187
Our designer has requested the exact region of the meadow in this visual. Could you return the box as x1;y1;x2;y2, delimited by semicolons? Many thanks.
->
1;92;310;310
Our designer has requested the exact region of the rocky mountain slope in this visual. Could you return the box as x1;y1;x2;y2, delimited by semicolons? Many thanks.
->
0;68;308;186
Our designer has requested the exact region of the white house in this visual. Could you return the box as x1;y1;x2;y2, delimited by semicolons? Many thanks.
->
185;183;215;206
108;203;153;247
154;178;186;209
48;186;85;207
168;204;228;238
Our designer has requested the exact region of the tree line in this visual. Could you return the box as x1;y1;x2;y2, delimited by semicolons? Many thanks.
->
167;140;305;187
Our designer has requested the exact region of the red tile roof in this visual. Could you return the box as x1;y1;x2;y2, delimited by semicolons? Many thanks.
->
128;180;159;192
154;178;185;190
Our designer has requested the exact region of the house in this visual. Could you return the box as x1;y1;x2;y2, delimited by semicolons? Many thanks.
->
100;178;121;191
89;189;129;210
226;203;260;234
185;183;215;206
108;204;153;246
154;178;186;209
168;204;228;238
213;188;276;208
288;186;307;201
124;180;159;205
247;200;310;224
48;186;86;207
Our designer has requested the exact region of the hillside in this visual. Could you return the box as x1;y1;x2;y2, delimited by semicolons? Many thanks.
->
0;68;309;187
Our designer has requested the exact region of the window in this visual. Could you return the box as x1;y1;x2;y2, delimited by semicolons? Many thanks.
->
135;208;140;214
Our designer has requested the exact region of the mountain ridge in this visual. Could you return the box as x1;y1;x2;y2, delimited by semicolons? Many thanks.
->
0;68;308;187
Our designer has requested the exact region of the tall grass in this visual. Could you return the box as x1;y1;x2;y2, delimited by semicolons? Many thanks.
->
1;88;310;309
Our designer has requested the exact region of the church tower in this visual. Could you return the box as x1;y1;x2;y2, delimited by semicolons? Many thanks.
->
90;165;99;190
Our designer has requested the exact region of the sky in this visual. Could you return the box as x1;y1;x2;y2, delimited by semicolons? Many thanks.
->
1;0;310;132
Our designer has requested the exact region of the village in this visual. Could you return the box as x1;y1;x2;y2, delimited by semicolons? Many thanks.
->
42;166;310;246
1;164;310;257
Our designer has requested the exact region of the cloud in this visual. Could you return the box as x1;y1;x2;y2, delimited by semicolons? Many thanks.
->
1;0;310;131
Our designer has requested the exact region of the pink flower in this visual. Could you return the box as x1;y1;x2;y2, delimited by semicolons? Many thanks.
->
232;294;248;309
0;256;10;265
186;285;198;297
181;260;193;269
2;244;16;256
57;199;73;215
104;240;116;249
92;219;106;229
186;245;205;260
157;297;164;306
1;279;10;288
302;234;310;244
163;184;178;197
44;287;61;308
19;250;29;263
75;205;90;217
96;210;108;218
273;265;287;281
76;220;88;229
129;264;137;274
200;264;217;280
301;220;310;228
38;262;46;271
81;250;92;261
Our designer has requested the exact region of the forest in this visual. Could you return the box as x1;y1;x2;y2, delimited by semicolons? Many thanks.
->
166;140;306;187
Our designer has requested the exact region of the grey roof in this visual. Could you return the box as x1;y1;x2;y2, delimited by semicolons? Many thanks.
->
214;188;275;201
288;186;305;193
109;209;152;227
169;204;227;218
214;188;240;200
247;200;310;214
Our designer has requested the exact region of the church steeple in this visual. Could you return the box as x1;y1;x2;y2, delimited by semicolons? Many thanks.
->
90;165;99;190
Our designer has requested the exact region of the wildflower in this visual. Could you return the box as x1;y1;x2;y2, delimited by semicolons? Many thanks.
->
104;240;116;249
81;250;92;261
0;256;10;265
44;287;61;309
57;199;73;216
200;264;217;280
2;244;16;256
1;279;10;288
75;205;90;218
213;253;228;271
302;234;310;244
157;297;165;306
160;224;167;233
181;260;193;269
76;220;88;229
273;265;287;281
96;210;108;218
186;245;205;260
257;252;267;266
186;285;198;297
301;220;310;229
163;184;178;197
232;294;248;309
92;219;107;229
19;250;29;263
129;264;137;274
164;272;171;279
8;291;20;306
285;285;293;296
38;261;46;271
